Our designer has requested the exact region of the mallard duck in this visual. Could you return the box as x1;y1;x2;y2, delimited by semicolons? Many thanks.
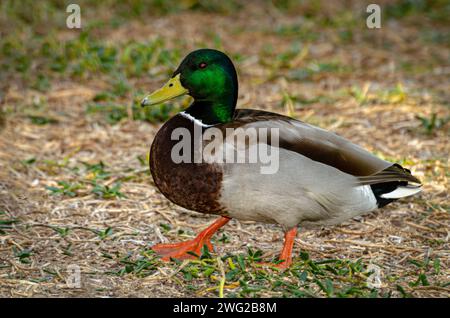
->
141;49;421;268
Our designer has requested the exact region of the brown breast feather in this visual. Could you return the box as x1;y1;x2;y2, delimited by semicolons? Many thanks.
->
150;115;226;214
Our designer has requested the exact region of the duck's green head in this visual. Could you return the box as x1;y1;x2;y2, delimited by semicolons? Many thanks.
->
141;49;238;124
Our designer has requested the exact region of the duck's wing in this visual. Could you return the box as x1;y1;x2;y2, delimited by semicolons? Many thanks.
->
226;109;420;185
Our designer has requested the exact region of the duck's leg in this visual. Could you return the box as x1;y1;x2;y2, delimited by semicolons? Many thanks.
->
260;227;297;269
152;216;231;261
276;227;297;268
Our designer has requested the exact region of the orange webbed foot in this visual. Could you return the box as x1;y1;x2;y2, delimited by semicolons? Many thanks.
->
151;217;230;262
257;227;297;270
152;239;213;261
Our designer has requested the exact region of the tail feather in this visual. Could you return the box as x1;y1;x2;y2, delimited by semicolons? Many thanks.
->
380;185;422;199
358;164;421;186
365;164;422;208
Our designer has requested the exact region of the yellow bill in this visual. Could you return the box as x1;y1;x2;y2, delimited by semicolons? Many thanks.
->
141;74;188;107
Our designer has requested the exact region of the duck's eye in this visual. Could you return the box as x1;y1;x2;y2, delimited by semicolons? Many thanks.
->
198;62;207;69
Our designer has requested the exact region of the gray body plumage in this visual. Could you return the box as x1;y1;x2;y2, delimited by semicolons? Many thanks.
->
220;147;378;229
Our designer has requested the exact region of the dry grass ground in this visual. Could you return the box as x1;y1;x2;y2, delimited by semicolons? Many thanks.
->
0;1;449;297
